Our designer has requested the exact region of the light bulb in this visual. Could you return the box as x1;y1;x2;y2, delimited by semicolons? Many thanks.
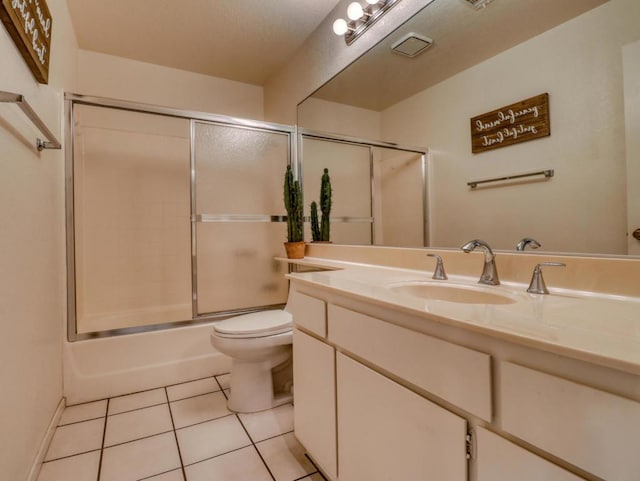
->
332;18;348;35
365;0;379;4
347;2;364;21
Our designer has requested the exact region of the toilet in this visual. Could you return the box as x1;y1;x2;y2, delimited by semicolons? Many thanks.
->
210;309;293;413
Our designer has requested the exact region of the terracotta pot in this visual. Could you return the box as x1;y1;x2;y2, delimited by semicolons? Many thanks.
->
284;241;306;259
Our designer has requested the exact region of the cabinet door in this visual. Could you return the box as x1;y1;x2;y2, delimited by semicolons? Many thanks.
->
337;353;467;481
476;428;586;481
293;329;337;480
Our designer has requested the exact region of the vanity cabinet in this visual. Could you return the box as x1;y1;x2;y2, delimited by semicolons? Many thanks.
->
289;284;639;481
337;352;467;481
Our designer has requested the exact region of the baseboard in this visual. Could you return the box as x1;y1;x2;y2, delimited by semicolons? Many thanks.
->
26;397;65;481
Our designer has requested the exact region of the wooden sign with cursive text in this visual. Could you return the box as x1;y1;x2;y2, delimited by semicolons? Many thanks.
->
1;0;53;84
470;93;550;154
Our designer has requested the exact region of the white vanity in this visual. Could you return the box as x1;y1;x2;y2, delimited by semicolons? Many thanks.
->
285;256;640;481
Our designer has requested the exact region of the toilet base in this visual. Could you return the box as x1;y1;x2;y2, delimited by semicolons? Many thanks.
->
227;349;293;413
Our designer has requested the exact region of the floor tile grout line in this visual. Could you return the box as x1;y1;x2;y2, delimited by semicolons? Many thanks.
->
58;414;106;428
63;373;230;410
174;411;237;432
167;388;223;405
181;442;254;468
292;472;320;481
42;448;102;465
213;375;227;395
303;453;328;481
164;386;188;481
235;413;277;481
96;398;109;481
165;372;229;389
108;400;169;417
251;428;295;445
137;467;183;481
103;429;176;450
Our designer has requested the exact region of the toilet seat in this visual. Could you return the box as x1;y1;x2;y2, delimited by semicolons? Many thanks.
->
213;310;292;339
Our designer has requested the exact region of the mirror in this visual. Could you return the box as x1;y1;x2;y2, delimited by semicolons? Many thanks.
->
298;0;640;257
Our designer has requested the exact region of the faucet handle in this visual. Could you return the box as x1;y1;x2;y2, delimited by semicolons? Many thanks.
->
527;262;566;294
426;254;448;280
516;237;541;251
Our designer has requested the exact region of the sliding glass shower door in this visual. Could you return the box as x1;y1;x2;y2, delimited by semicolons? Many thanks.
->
67;95;294;339
192;121;290;316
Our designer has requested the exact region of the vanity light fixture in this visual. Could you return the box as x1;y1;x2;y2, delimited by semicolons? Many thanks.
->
332;0;401;45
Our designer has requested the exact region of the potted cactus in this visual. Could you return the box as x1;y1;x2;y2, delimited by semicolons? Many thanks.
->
283;165;305;258
310;168;332;242
311;169;331;242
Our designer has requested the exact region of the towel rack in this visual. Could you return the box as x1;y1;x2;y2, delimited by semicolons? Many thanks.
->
0;90;61;151
467;169;554;189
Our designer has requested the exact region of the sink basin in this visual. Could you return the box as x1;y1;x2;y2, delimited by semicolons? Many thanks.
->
389;282;517;305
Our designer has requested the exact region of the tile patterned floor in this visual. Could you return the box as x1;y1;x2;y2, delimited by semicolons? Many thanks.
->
37;374;325;481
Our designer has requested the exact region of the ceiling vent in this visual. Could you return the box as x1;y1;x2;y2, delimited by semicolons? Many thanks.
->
463;0;495;9
391;33;433;58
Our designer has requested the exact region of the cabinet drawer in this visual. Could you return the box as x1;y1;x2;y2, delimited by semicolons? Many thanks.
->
501;362;640;481
476;428;586;481
287;290;326;337
328;304;492;421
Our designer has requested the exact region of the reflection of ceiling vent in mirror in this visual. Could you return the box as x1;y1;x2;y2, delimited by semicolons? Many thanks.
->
463;0;495;9
391;33;433;58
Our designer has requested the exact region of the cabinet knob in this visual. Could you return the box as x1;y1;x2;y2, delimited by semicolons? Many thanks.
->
633;229;640;241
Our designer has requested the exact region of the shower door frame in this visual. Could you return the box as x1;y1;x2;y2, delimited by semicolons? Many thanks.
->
297;128;429;246
64;93;297;341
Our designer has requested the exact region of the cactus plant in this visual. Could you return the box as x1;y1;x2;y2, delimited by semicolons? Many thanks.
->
310;201;321;241
320;168;332;242
284;165;304;243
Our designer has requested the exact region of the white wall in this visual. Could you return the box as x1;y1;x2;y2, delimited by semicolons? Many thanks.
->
76;49;265;119
0;0;78;479
381;0;639;254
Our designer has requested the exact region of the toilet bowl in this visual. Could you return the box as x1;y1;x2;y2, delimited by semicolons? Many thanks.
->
210;309;293;413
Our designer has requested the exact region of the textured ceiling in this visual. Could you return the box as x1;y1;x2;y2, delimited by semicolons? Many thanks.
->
66;0;342;86
310;0;608;110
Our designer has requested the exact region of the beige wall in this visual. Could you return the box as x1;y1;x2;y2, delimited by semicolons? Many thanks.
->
381;0;639;255
264;0;433;124
298;97;381;139
0;0;77;479
77;49;265;119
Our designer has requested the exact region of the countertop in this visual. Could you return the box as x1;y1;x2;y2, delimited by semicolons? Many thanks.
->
280;257;640;376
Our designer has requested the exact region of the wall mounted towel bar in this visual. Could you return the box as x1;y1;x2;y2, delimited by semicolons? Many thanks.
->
467;169;554;189
0;90;61;151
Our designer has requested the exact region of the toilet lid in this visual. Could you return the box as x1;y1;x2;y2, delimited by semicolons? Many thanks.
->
213;310;292;338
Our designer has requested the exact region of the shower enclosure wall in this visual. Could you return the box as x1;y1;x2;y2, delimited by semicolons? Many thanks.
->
66;95;293;340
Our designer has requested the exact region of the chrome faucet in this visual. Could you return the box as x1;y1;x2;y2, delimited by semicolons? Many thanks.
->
527;262;565;294
516;237;541;251
461;239;500;285
426;254;448;280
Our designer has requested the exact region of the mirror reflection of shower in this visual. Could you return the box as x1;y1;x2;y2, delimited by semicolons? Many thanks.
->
299;133;427;247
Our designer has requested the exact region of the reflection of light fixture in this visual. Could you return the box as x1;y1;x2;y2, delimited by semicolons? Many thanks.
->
332;0;400;45
463;0;495;9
